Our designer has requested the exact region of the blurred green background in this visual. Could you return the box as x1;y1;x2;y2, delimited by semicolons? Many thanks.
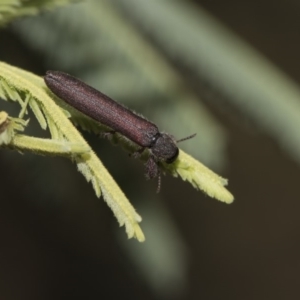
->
1;0;300;299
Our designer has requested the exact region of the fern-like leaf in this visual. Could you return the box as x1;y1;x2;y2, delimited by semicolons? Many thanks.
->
0;62;234;240
0;61;145;242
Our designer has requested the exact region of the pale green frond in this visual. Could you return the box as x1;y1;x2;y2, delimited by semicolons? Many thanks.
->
0;70;48;129
165;151;234;204
93;132;233;203
18;93;31;118
44;111;61;140
28;97;48;129
0;78;23;103
0;62;145;242
9;134;91;156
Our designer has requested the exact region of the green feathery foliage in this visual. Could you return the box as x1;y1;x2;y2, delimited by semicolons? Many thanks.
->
0;61;145;242
0;61;233;240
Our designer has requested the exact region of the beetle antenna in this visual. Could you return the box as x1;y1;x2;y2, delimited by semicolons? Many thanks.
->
177;133;196;143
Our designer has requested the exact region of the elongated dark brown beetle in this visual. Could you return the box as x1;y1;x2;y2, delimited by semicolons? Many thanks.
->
44;71;195;191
